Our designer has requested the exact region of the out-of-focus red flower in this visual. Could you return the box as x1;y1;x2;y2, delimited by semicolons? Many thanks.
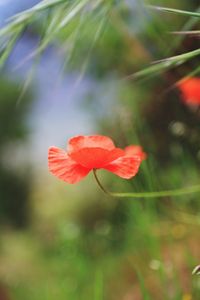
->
48;135;145;184
177;77;200;105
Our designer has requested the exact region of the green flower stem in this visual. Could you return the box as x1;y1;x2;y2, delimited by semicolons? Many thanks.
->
93;169;112;196
93;170;200;198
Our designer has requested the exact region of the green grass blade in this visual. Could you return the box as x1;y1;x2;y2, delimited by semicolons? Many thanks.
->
58;0;90;29
0;0;67;37
125;48;200;81
135;268;152;300
171;30;200;35
148;5;200;18
0;27;23;68
94;269;104;300
9;0;66;18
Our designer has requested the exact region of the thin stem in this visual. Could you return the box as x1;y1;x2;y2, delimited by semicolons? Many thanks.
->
112;185;200;198
93;169;111;196
93;170;200;198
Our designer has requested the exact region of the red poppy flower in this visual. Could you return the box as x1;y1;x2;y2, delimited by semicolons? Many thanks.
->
177;77;200;105
48;135;145;184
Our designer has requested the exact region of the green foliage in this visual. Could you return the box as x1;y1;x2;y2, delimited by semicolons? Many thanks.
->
0;79;31;144
0;78;32;227
0;0;200;78
0;0;116;68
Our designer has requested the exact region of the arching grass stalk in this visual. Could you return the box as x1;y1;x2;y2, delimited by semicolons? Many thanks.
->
93;169;200;198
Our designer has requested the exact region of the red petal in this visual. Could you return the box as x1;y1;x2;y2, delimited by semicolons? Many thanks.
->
125;145;147;160
48;147;90;184
69;147;124;169
68;135;115;153
103;156;141;179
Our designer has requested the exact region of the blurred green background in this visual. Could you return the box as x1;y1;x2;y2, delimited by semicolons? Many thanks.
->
0;0;200;299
